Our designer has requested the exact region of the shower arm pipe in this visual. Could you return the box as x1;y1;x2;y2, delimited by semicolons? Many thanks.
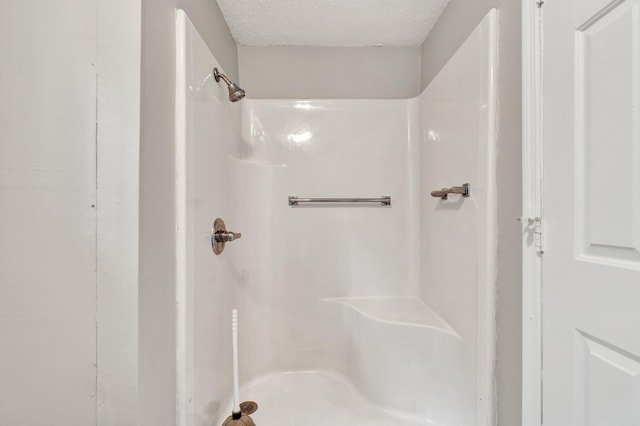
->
430;183;471;200
214;68;233;86
288;195;391;206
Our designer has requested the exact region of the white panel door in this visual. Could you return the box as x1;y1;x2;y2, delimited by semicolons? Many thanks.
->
543;0;640;424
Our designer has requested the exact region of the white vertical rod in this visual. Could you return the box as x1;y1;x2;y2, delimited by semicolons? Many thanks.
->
175;11;188;426
232;309;240;414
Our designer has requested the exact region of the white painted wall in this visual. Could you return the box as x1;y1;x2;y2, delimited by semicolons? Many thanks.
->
0;1;139;425
238;46;421;99
96;1;140;424
0;2;97;423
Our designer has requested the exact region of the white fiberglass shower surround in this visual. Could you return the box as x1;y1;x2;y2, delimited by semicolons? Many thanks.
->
175;9;498;426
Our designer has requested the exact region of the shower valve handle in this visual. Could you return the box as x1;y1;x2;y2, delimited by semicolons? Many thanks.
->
214;231;242;242
211;218;242;255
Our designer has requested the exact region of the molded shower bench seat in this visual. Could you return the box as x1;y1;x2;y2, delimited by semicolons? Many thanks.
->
325;297;458;334
325;297;474;425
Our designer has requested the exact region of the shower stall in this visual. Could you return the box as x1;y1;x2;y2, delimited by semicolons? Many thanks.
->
175;8;498;426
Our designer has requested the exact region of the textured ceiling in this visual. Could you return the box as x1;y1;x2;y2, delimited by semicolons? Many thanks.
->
216;0;450;46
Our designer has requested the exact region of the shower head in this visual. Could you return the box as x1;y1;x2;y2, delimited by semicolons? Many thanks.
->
213;68;246;102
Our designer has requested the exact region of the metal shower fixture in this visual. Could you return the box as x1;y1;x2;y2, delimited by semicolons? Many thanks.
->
213;67;245;102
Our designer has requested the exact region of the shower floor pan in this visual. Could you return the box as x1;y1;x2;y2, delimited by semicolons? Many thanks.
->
224;370;438;426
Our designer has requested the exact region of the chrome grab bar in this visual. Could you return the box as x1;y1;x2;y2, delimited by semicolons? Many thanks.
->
288;195;391;206
430;183;470;200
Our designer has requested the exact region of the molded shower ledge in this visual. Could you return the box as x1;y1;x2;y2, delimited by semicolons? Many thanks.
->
324;296;459;337
324;296;472;424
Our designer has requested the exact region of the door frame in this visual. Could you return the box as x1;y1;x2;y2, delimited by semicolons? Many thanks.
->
521;0;544;425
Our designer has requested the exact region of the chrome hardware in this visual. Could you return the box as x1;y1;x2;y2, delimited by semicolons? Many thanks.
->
430;183;470;200
517;216;541;225
213;68;245;103
288;196;391;206
518;216;544;253
215;231;241;243
212;218;242;255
